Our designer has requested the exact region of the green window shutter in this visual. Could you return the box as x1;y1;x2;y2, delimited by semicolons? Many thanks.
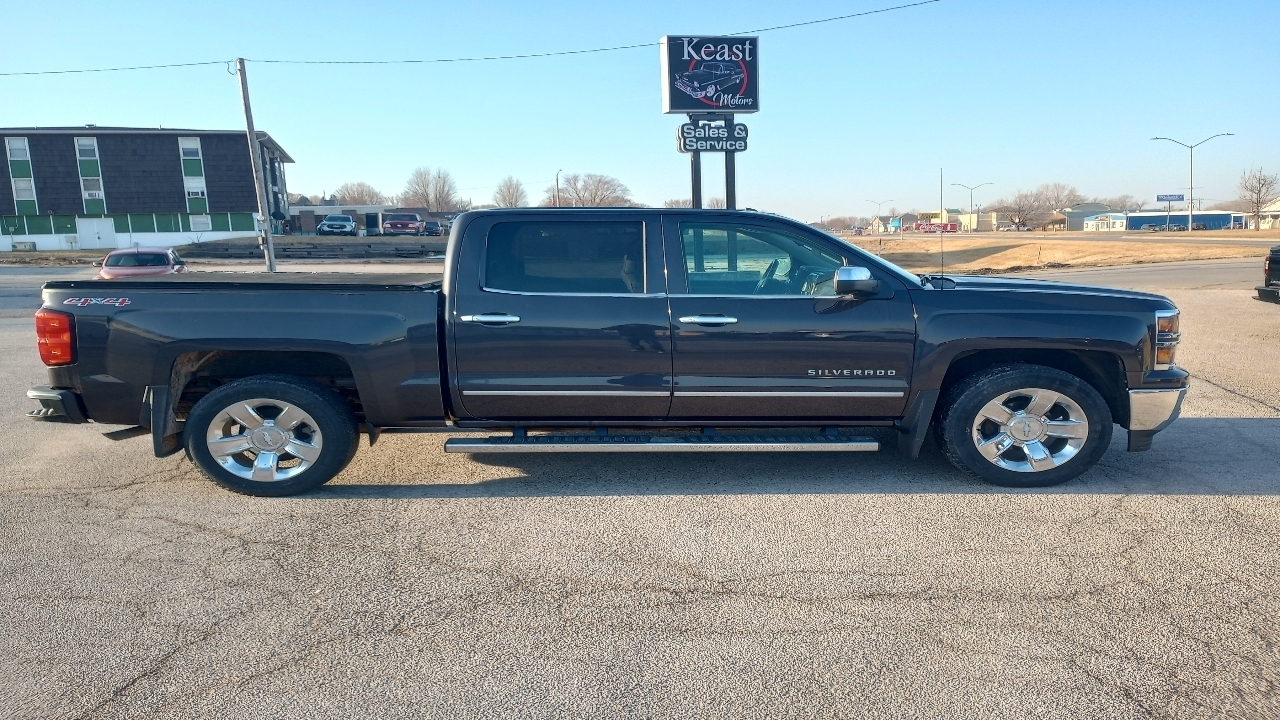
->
109;215;130;233
154;213;179;232
229;213;255;231
129;214;155;232
186;197;208;214
78;159;101;178
180;214;191;232
8;159;32;179
26;215;54;234
83;198;107;215
2;216;26;235
53;216;77;234
182;159;204;177
210;213;230;231
16;200;38;216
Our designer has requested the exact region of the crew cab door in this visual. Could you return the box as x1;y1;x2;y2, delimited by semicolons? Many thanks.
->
664;216;916;419
449;213;671;420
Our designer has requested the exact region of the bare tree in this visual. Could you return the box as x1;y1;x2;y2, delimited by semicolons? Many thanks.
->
1092;194;1143;212
823;215;869;231
1238;167;1279;231
663;198;693;208
540;173;634;207
1036;183;1086;210
492;176;528;208
989;190;1048;228
704;197;727;209
333;182;387;205
398;167;465;212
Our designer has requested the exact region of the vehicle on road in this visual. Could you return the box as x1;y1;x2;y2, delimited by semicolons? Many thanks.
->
28;209;1188;497
1140;224;1161;232
1258;245;1280;302
421;220;444;236
674;61;745;99
1000;224;1033;232
382;213;425;236
1167;224;1187;232
317;214;358;236
93;247;188;280
1191;223;1208;231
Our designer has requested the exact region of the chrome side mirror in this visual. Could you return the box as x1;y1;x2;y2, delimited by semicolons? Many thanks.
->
835;266;881;296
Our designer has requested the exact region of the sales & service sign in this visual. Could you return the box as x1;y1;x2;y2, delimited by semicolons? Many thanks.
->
660;35;759;114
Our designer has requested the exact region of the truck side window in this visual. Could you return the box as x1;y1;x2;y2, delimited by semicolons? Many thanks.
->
680;223;843;296
485;221;645;294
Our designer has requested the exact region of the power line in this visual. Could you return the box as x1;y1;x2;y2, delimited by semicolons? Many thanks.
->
0;60;227;77
0;1;941;76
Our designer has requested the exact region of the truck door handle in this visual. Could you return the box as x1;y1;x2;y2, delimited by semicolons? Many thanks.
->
459;314;521;325
679;315;738;325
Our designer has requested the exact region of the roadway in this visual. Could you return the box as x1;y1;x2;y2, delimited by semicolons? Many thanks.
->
0;259;1277;719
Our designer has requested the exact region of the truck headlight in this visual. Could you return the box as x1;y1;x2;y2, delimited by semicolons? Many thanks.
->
1154;310;1180;370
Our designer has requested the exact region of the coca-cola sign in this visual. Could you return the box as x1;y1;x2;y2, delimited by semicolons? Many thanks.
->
660;35;759;114
914;223;959;233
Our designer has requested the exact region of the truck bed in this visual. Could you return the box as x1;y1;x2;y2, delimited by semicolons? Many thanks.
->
42;272;442;291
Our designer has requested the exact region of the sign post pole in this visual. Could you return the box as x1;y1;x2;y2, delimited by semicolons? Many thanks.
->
724;116;736;210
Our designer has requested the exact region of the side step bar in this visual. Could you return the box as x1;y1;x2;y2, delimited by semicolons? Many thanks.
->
444;433;880;453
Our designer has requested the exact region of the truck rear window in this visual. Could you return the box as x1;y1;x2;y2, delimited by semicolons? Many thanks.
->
484;221;644;294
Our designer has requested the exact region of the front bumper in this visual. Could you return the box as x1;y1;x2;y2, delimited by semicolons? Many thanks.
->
27;386;88;423
1126;387;1186;451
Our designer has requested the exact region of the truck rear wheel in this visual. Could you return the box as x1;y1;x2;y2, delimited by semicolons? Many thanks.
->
935;364;1112;488
184;375;358;497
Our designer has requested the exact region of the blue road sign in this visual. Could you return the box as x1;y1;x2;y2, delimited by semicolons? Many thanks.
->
1156;194;1185;202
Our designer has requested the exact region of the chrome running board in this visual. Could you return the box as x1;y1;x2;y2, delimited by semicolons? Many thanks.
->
444;433;880;453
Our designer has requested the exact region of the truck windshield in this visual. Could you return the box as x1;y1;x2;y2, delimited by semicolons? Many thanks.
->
385;214;417;222
106;253;169;267
325;215;351;222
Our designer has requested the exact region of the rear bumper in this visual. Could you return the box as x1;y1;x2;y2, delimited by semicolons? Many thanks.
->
27;386;88;423
1127;387;1186;451
1257;285;1279;302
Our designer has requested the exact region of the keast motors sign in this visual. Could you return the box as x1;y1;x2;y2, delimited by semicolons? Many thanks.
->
660;35;759;114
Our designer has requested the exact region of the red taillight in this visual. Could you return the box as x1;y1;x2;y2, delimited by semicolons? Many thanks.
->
35;309;75;366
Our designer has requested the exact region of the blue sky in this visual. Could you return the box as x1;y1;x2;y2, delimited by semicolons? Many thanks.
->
3;0;1275;219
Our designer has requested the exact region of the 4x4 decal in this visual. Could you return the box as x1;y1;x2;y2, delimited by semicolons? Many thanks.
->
63;297;131;307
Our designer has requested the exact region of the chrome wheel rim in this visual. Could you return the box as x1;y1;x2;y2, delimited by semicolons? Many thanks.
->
205;398;323;482
971;388;1088;473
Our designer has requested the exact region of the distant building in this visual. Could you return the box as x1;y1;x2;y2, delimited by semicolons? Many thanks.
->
1082;210;1246;232
1055;202;1112;231
1;127;291;251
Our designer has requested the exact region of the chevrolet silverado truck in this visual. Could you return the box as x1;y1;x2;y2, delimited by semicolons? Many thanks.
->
1258;245;1280;302
27;209;1188;496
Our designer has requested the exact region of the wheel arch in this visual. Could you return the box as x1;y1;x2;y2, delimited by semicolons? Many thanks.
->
936;349;1129;428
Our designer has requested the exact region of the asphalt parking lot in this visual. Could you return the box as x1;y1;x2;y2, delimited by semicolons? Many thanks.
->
1;259;1277;719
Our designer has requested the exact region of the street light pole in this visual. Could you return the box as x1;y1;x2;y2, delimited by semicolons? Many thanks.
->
951;182;992;233
867;199;894;232
1151;133;1233;230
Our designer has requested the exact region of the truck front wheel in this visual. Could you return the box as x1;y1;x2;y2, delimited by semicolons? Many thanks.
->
935;364;1112;488
184;375;358;497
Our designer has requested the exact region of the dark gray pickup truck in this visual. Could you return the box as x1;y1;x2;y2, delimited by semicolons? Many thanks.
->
28;209;1188;496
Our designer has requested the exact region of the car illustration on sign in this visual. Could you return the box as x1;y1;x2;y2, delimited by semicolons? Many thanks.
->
674;61;745;100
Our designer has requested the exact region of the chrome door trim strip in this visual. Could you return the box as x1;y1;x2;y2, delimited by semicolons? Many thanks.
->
673;391;905;398
463;390;671;396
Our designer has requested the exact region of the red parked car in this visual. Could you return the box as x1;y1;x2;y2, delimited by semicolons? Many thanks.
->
95;247;189;279
382;213;425;236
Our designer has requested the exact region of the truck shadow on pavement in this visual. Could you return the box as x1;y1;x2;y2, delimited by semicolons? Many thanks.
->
320;418;1280;498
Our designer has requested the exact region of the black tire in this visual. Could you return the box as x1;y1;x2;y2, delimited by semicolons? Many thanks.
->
935;364;1112;488
184;374;358;497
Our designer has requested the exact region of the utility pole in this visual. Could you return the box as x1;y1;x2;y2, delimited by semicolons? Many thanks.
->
236;58;276;272
554;169;562;207
952;181;992;233
1152;133;1233;232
